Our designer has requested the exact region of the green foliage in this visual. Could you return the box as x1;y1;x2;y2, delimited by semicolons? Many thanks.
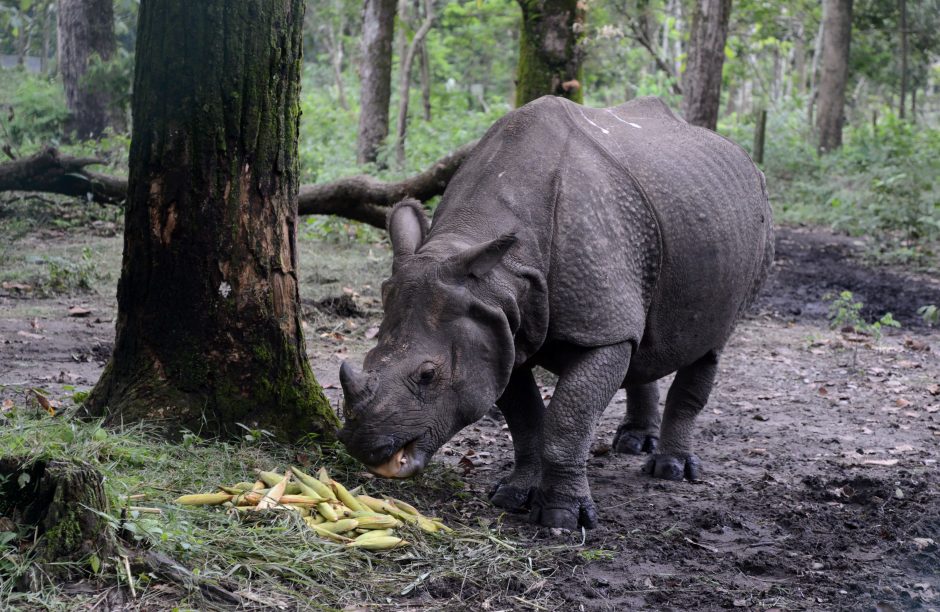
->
918;305;938;327
0;70;68;148
38;247;100;295
825;290;901;340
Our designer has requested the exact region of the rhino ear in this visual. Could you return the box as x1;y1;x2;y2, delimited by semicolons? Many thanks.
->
387;199;429;268
445;233;517;279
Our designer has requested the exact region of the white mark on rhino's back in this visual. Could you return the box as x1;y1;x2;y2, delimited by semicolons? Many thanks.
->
605;109;642;129
579;108;610;135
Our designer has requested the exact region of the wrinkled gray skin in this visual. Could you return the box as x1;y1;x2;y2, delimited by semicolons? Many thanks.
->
338;96;774;530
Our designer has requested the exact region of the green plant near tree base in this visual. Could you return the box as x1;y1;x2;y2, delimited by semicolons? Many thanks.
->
825;290;901;341
918;305;938;327
39;247;100;295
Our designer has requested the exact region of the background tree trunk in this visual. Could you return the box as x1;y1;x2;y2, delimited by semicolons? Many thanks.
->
898;0;907;119
57;0;116;140
815;0;853;153
681;0;732;130
419;36;431;121
394;0;433;167
515;0;585;107
86;0;338;440
807;4;826;129
356;0;397;165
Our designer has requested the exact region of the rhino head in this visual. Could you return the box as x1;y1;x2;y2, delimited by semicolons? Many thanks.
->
337;201;517;478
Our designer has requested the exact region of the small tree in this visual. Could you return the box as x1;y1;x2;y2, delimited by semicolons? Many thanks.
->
816;0;853;153
357;0;398;165
87;0;339;440
682;0;733;130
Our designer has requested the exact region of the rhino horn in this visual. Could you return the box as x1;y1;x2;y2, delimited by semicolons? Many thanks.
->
444;233;518;279
339;361;369;418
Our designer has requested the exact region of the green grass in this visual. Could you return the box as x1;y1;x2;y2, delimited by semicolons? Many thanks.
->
0;405;563;609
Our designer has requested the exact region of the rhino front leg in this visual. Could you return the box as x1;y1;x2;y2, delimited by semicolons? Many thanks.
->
612;381;661;454
531;342;632;530
490;368;544;512
643;349;720;481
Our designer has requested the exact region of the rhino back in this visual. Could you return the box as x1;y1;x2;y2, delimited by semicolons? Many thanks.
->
563;97;771;378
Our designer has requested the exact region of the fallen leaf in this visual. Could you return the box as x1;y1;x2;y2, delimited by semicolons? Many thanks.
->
748;448;768;455
927;384;940;396
68;306;92;317
365;326;379;340
17;330;44;340
818;386;829;396
29;389;55;416
903;338;930;352
895;398;911;408
1;399;13;412
1;281;32;292
890;444;915;454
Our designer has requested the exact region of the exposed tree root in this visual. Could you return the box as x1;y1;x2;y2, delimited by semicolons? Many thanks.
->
0;142;478;228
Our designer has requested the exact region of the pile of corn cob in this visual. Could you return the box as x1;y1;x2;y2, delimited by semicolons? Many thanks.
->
174;466;451;550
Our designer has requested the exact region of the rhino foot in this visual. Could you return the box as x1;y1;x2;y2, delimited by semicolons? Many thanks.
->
489;482;534;512
612;426;659;455
643;453;702;481
528;490;597;530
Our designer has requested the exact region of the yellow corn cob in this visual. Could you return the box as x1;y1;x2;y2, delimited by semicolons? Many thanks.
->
255;470;291;509
290;467;337;500
317;502;339;522
236;491;322;506
306;521;353;543
317;518;359;533
354;528;395;541
254;470;303;495
416;516;439;533
353;514;402;529
346;536;408;550
317;467;331;484
283;504;311;517
358;495;417;523
431;519;454;533
384;496;420;516
332;480;366;512
232;481;256;491
175;493;233;506
218;485;246;495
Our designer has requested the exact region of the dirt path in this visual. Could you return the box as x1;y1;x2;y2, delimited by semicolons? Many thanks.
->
1;226;938;610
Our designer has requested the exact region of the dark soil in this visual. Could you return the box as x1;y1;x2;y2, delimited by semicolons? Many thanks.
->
1;225;938;610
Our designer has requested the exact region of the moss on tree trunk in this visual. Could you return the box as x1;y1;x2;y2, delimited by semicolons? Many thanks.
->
515;0;585;107
86;0;339;440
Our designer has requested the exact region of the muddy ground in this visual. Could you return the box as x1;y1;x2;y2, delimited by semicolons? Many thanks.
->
1;223;939;611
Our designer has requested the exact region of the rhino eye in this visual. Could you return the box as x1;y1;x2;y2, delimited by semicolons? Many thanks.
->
416;362;436;384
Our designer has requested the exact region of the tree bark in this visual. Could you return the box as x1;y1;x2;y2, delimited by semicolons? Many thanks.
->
807;3;826;129
419;35;432;121
898;0;907;119
57;0;117;140
85;0;339;440
356;0;397;165
515;0;585;107
681;0;732;131
0;141;478;228
394;0;434;167
815;0;853;154
0;458;118;581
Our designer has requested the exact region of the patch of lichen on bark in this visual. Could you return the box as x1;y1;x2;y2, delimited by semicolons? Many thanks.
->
515;0;585;107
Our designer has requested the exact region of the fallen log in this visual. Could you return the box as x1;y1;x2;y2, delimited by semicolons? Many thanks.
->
0;141;478;228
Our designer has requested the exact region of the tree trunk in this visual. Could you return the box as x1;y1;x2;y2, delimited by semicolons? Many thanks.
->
41;3;52;75
57;0;116;140
681;0;732;130
419;36;431;121
394;0;433;167
356;0;397;165
515;0;585;107
807;3;826;129
86;0;338;440
898;0;907;119
0;457;118;582
815;0;852;154
326;20;349;110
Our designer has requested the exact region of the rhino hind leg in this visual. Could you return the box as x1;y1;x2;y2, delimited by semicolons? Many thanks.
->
643;349;720;482
612;381;661;454
489;368;544;512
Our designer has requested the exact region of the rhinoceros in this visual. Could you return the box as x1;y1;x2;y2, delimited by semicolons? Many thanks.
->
338;96;773;530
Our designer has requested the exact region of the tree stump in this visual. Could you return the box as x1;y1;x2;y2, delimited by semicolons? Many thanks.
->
0;457;117;581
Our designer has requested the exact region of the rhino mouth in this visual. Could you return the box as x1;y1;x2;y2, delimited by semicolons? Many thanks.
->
368;436;427;479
